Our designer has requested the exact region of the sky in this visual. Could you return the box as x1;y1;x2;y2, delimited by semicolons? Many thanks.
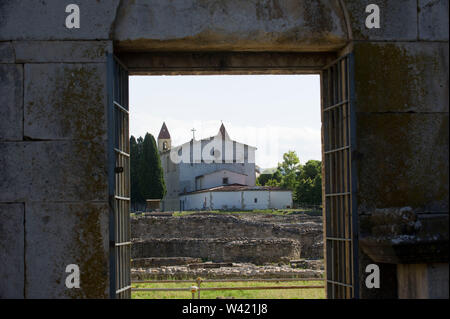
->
129;75;321;169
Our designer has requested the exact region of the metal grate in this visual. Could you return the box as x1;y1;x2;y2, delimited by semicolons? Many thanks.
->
321;54;359;299
108;55;131;299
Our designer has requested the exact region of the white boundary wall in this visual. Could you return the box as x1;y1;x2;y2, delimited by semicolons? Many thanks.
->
180;190;292;210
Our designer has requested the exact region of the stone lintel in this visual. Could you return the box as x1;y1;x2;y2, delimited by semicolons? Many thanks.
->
14;41;112;63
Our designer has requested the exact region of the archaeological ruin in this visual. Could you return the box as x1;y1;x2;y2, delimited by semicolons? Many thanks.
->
0;0;448;299
130;212;324;280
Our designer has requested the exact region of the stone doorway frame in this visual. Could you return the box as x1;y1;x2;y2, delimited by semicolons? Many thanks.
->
112;45;358;299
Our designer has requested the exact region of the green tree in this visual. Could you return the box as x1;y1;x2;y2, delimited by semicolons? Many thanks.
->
295;160;322;205
300;160;321;180
130;135;144;207
257;170;282;186
265;151;323;205
277;151;301;191
256;174;271;186
138;133;166;200
265;178;281;187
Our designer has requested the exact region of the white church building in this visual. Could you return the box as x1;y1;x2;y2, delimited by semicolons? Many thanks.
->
157;122;293;211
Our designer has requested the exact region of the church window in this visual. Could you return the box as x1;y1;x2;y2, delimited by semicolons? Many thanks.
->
254;198;258;203
163;141;168;150
223;178;229;185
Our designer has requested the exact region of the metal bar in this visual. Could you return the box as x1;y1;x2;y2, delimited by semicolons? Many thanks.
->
322;53;357;299
115;241;132;247
114;148;130;157
115;196;131;201
201;286;324;291
133;288;192;292
109;54;131;299
324;145;350;155
107;53;117;299
114;101;129;114
326;237;352;242
323;55;347;73
113;55;129;73
348;53;360;299
326;280;353;288
116;285;132;294
324;100;349;113
201;278;325;283
325;192;351;197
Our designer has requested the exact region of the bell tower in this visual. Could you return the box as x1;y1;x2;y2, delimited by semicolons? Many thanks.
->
157;122;171;152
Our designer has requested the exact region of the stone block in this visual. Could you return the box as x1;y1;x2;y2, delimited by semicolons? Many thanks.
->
354;42;449;113
24;63;107;141
0;0;120;41
25;202;109;298
345;0;418;41
397;263;449;299
358;249;398;299
356;113;449;211
0;42;15;63
426;263;449;299
419;0;449;41
1;141;108;203
0;64;23;141
0;143;30;202
28;141;108;202
14;41;112;63
113;0;348;52
0;204;24;298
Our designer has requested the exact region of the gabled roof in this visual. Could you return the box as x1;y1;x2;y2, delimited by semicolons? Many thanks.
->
169;123;257;150
158;122;171;139
218;123;230;139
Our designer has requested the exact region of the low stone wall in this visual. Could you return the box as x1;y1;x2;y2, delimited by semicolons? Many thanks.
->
131;263;324;280
131;257;202;268
132;215;316;240
132;238;301;265
131;214;323;259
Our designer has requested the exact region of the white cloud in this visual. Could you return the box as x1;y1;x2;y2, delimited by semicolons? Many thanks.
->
129;74;322;168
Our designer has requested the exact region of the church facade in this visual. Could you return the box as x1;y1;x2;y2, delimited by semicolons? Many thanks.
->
158;123;257;211
157;123;293;211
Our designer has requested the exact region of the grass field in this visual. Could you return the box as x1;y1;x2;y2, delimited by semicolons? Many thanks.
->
132;280;325;299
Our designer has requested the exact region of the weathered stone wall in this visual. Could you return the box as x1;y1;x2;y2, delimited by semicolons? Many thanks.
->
132;238;301;265
0;0;120;298
131;215;323;259
1;0;448;299
113;0;349;52
344;0;449;298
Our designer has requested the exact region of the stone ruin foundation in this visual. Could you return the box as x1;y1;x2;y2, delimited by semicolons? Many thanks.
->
131;212;324;280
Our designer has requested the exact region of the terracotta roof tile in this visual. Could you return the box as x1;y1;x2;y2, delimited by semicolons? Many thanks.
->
182;184;287;195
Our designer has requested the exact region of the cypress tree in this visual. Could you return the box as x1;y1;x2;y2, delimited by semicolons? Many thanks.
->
130;135;143;208
138;133;166;200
